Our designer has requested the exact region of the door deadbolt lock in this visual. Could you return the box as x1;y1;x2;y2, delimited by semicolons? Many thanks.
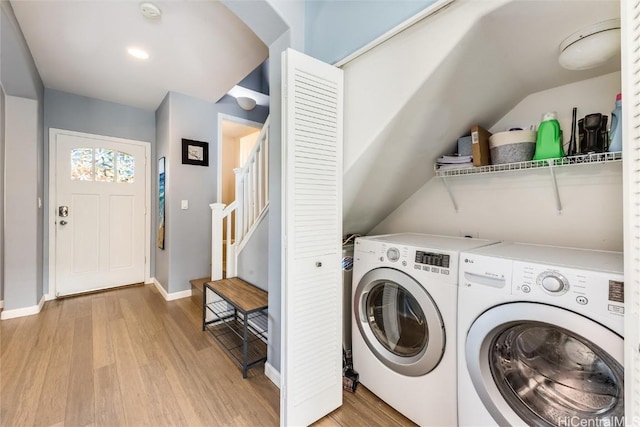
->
59;206;69;217
315;262;322;268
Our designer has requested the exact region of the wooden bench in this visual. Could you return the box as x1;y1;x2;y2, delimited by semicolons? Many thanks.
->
202;277;268;378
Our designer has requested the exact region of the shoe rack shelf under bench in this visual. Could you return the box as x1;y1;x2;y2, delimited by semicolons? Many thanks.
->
202;277;268;378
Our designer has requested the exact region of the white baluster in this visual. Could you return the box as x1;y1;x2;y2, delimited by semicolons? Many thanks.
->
243;169;250;236
226;208;235;277
209;203;226;281
252;157;258;222
264;133;269;203
234;168;244;243
256;145;263;213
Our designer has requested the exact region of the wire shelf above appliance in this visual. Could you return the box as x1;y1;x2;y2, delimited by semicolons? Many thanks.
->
434;151;622;177
434;151;622;213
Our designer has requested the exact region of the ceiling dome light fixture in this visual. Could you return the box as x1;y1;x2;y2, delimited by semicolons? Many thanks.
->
140;2;162;19
559;19;620;70
127;47;150;60
237;96;257;111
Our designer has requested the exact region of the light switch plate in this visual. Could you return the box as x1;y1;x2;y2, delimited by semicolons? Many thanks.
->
181;200;188;210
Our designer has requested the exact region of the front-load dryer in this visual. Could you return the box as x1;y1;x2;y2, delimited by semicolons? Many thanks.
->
352;233;497;426
457;242;624;427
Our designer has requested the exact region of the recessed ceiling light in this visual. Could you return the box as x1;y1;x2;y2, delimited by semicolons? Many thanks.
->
127;47;149;60
140;2;162;19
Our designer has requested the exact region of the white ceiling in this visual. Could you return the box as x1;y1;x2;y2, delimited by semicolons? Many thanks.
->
9;0;269;111
222;119;260;139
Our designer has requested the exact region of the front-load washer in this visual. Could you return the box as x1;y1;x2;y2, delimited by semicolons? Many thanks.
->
457;242;624;427
352;233;497;426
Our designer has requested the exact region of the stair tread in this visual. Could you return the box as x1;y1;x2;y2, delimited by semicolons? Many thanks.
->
189;277;210;293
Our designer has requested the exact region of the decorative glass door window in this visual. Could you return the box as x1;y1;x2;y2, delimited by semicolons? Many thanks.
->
71;148;135;183
70;148;93;181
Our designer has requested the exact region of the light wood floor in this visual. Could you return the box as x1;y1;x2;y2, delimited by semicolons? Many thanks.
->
0;283;415;426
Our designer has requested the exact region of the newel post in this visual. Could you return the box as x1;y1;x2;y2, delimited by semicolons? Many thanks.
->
210;203;226;281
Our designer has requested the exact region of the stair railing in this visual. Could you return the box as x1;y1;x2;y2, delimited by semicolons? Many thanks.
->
210;116;270;280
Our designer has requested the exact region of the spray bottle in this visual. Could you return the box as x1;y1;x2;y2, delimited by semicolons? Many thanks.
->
608;93;622;153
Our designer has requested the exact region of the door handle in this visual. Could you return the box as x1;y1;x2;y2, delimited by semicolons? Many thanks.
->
59;220;68;226
359;291;369;323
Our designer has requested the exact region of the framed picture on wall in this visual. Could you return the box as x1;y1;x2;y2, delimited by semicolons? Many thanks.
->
158;157;166;250
182;138;209;166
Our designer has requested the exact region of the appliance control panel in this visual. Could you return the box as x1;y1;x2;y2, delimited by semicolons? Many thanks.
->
415;250;450;268
512;261;624;317
355;239;456;283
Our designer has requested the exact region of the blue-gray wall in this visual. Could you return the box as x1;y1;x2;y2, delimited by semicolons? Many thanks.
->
43;88;156;294
44;89;156;143
154;92;268;294
238;60;270;95
1;1;42;100
236;211;268;291
1;0;44;310
0;88;4;302
155;95;170;289
4;96;39;311
266;32;290;373
305;0;436;64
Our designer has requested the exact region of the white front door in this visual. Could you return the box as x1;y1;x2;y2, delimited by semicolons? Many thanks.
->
52;130;148;297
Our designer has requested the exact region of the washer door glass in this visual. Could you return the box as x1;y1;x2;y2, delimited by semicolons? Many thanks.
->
366;281;427;357
491;322;624;426
465;302;624;427
354;267;445;377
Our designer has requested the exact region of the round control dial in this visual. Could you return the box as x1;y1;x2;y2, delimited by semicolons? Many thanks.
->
386;247;400;262
536;271;569;295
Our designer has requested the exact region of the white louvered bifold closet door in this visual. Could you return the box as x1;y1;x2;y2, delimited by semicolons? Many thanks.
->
281;48;344;426
624;0;640;423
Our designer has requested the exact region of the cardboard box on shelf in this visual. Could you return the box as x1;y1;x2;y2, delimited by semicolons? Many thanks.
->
471;125;492;166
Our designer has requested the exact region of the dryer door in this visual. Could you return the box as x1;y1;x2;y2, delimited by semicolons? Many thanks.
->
465;302;624;427
354;267;445;377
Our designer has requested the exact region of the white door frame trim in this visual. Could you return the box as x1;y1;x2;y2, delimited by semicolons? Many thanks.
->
48;128;151;298
216;113;263;202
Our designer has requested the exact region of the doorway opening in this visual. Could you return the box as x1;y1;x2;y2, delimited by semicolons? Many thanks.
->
217;115;262;268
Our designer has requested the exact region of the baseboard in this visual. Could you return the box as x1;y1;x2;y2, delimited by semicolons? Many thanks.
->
151;277;192;301
45;294;56;301
264;362;280;388
0;294;46;320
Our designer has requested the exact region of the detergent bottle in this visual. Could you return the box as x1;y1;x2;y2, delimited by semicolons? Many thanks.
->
533;112;564;160
608;93;622;153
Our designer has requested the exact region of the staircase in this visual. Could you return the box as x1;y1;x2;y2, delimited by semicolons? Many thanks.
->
210;116;270;280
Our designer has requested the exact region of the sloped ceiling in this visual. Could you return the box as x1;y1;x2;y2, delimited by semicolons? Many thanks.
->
9;0;268;110
342;0;620;234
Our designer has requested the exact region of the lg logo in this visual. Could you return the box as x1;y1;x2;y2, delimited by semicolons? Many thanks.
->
464;258;475;264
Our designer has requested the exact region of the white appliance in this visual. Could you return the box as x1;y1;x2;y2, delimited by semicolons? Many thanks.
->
352;233;497;426
458;242;624;427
